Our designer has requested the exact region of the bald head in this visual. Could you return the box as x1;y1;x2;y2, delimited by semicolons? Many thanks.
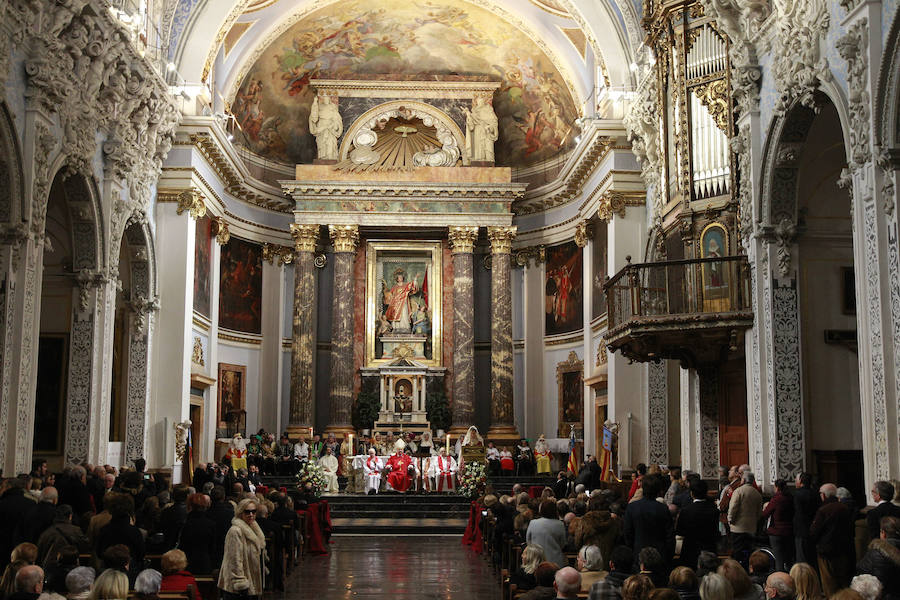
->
765;572;795;600
555;566;582;598
39;486;58;504
16;565;44;594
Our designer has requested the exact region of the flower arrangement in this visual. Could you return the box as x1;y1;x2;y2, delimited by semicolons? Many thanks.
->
458;460;487;498
296;461;327;498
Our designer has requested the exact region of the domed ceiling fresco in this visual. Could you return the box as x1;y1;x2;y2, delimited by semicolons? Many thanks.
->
230;0;581;167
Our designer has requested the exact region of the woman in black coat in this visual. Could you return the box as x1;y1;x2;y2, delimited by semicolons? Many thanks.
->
95;493;145;572
177;494;217;575
857;515;900;600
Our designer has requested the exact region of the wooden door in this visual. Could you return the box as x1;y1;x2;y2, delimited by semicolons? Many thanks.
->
718;357;749;466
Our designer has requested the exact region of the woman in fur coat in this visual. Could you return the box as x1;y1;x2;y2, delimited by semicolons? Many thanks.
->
217;498;267;600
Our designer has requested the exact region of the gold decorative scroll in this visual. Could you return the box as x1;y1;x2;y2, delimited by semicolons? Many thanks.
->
693;79;730;131
290;223;320;253
487;226;517;254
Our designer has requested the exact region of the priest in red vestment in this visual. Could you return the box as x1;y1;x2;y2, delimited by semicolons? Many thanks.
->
385;451;416;492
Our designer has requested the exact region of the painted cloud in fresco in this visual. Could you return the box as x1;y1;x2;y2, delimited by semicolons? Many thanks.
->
231;0;579;167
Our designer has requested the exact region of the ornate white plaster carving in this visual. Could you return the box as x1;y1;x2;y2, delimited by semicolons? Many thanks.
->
771;0;830;116
413;130;462;167
647;361;668;466
732;125;754;247
698;371;720;478
772;218;798;278
772;282;804;479
837;20;871;171
309;94;342;161
623;73;661;212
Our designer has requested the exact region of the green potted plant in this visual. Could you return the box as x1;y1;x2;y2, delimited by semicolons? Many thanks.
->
353;391;380;431
425;392;451;432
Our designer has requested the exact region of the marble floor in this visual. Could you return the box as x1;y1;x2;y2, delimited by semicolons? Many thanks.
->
280;534;500;599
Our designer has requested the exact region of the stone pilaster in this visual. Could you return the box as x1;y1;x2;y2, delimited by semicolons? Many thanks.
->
327;225;359;434
288;224;320;434
487;226;518;441
448;226;479;433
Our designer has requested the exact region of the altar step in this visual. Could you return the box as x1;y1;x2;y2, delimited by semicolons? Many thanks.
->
327;493;471;534
488;475;558;495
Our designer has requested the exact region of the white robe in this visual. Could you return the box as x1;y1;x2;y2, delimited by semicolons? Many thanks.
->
318;454;339;492
428;455;457;492
363;456;384;493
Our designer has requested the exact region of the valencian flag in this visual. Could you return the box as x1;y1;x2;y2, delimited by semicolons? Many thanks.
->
598;426;620;482
566;427;578;473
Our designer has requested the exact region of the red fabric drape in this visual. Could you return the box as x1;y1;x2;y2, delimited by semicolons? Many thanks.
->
462;501;483;553
297;500;332;555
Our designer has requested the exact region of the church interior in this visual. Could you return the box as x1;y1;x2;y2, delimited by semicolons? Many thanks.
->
1;0;900;594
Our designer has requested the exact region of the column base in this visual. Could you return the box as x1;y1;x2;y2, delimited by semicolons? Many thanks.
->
286;425;314;440
324;425;354;438
448;425;474;436
487;425;520;444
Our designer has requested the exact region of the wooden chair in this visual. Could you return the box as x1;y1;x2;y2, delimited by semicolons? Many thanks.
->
193;575;218;600
500;569;511;600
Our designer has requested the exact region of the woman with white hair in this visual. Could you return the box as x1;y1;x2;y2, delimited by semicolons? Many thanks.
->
577;545;607;590
87;570;128;600
850;575;883;600
65;567;95;600
700;573;734;600
133;569;161;600
218;498;266;600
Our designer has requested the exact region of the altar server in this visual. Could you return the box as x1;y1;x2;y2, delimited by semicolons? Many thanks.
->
363;449;384;494
429;447;458;492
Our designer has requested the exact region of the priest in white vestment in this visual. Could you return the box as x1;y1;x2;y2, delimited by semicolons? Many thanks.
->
318;446;339;493
363;448;384;494
428;448;458;492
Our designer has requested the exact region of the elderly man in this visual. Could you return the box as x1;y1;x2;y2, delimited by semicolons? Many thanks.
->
810;483;854;596
429;448;457;493
9;565;44;600
728;470;763;569
363;449;384;495
867;480;900;541
318;446;339;493
554;567;583;600
763;572;795;600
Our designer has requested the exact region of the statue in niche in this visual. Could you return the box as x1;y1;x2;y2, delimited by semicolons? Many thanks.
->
393;381;413;413
463;95;499;163
308;94;342;160
382;267;420;334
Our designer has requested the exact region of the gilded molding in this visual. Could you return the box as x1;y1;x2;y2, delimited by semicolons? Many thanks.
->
218;331;263;345
488;226;517;254
545;332;584;346
175;188;207;219
596;191;645;222
514;244;546;267
329;224;359;253
290;223;320;252
213;217;230;245
574;221;592;248
262;243;294;265
448;226;479;253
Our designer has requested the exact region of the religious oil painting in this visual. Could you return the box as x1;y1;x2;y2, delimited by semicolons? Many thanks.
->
557;351;584;437
591;222;608;320
217;363;246;428
219;237;263;333
700;223;729;310
366;240;443;367
230;0;579;167
193;215;212;318
545;241;583;336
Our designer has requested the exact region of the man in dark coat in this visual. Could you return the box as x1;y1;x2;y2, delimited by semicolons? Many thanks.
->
867;481;900;541
623;474;675;569
207;486;233;564
57;467;93;526
0;478;36;569
810;483;854;597
857;515;900;600
159;485;190;550
675;479;720;569
35;505;90;566
22;487;58;544
793;471;819;565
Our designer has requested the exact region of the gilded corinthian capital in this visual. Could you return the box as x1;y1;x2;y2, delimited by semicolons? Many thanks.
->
448;226;479;253
328;224;359;253
487;226;517;254
291;223;320;253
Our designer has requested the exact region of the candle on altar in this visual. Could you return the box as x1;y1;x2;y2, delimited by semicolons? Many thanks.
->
348;433;353;454
309;427;313;438
446;434;450;454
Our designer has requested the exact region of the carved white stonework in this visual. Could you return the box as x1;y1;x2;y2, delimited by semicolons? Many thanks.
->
837;19;871;171
698;371;720;479
413;129;462;167
732;125;754;247
747;252;765;476
463;94;499;163
647;361;668;465
771;0;830;116
771;281;804;479
13;246;38;473
623;72;661;212
309;93;342;161
124;325;150;464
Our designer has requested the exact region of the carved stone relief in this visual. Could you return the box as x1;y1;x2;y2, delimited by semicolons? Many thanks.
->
771;281;804;479
647;361;668;466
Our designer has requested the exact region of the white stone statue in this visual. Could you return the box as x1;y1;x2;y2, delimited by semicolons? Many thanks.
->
308;94;342;161
463;96;499;163
349;127;380;165
413;129;461;167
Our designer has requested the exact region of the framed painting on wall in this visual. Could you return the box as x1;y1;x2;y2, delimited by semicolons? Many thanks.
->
193;216;212;317
557;351;584;437
365;240;443;366
545;241;584;336
217;363;246;428
219;237;263;333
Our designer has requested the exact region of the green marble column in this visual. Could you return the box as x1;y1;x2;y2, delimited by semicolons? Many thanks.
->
487;226;518;441
449;226;478;433
327;225;359;434
288;224;319;434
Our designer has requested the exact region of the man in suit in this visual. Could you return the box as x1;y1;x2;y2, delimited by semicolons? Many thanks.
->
810;483;854;596
676;479;720;569
867;480;900;541
623;473;674;569
794;471;819;565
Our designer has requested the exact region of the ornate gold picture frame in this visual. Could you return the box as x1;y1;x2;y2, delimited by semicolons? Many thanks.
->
365;240;443;367
557;351;584;437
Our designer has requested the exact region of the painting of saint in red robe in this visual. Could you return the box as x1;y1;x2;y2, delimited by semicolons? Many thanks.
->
545;241;583;336
193;216;212;317
219;237;263;333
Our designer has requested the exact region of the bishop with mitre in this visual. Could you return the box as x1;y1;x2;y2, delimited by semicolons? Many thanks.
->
363;448;384;494
318;445;339;493
428;447;457;492
385;444;416;492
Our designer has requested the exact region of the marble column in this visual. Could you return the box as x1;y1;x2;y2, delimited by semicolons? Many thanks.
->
288;224;320;434
448;226;479;434
487;226;519;440
327;225;359;434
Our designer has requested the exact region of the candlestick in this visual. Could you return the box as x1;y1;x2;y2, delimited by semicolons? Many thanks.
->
446;434;450;454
